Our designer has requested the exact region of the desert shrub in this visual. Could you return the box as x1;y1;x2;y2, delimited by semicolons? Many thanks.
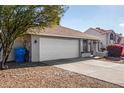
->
101;48;106;52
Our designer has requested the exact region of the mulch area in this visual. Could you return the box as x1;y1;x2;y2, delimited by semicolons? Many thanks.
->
0;62;122;88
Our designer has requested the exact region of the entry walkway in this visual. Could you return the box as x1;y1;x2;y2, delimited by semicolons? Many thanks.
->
53;59;124;87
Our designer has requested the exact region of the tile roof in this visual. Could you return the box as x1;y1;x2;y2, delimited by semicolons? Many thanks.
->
26;25;100;40
90;27;113;34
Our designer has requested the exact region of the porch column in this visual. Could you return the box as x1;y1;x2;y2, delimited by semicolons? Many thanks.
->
96;41;99;52
88;40;92;52
91;40;93;54
93;41;97;56
79;39;83;57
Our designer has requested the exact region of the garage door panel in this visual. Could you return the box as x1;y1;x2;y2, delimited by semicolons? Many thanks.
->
40;37;79;61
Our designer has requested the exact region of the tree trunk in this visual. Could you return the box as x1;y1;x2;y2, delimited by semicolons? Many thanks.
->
0;43;13;70
0;51;7;70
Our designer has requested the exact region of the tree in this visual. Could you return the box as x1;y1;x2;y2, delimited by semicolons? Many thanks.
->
0;5;67;70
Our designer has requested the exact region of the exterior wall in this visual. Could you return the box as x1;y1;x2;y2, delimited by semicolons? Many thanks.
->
80;39;83;52
115;35;121;44
31;35;40;62
0;37;25;62
115;36;119;43
106;33;109;46
0;34;101;62
9;38;24;61
31;35;100;61
0;33;101;62
85;28;106;48
23;35;31;61
85;28;102;36
99;35;107;48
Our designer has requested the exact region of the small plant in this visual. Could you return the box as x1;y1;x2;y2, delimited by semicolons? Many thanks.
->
101;48;106;52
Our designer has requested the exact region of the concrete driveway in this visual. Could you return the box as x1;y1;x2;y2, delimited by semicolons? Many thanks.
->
43;58;124;87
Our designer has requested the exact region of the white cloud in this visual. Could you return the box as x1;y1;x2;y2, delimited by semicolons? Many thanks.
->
119;23;124;27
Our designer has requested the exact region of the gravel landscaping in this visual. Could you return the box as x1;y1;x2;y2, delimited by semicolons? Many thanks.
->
0;62;122;88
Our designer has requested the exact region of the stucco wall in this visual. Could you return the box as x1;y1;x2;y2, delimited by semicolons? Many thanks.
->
0;37;25;62
85;28;107;48
9;39;24;61
80;39;83;52
31;35;40;62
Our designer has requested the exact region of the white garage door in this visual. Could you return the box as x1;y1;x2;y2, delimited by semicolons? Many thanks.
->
39;37;79;61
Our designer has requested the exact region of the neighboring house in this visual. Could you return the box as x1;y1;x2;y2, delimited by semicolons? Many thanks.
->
84;27;122;49
119;37;124;46
0;26;100;62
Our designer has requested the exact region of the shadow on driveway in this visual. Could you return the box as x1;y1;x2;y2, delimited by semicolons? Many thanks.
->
6;61;48;70
6;57;92;69
41;57;93;66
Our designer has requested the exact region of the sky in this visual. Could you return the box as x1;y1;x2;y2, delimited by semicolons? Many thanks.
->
60;5;124;35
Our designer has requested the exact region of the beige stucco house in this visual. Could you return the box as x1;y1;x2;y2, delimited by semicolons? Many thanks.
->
0;26;100;62
84;27;122;49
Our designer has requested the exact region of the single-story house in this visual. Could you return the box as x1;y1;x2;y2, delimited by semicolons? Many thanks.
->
0;26;100;62
84;27;122;49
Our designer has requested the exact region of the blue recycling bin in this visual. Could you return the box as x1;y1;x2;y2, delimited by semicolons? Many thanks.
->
15;48;26;63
